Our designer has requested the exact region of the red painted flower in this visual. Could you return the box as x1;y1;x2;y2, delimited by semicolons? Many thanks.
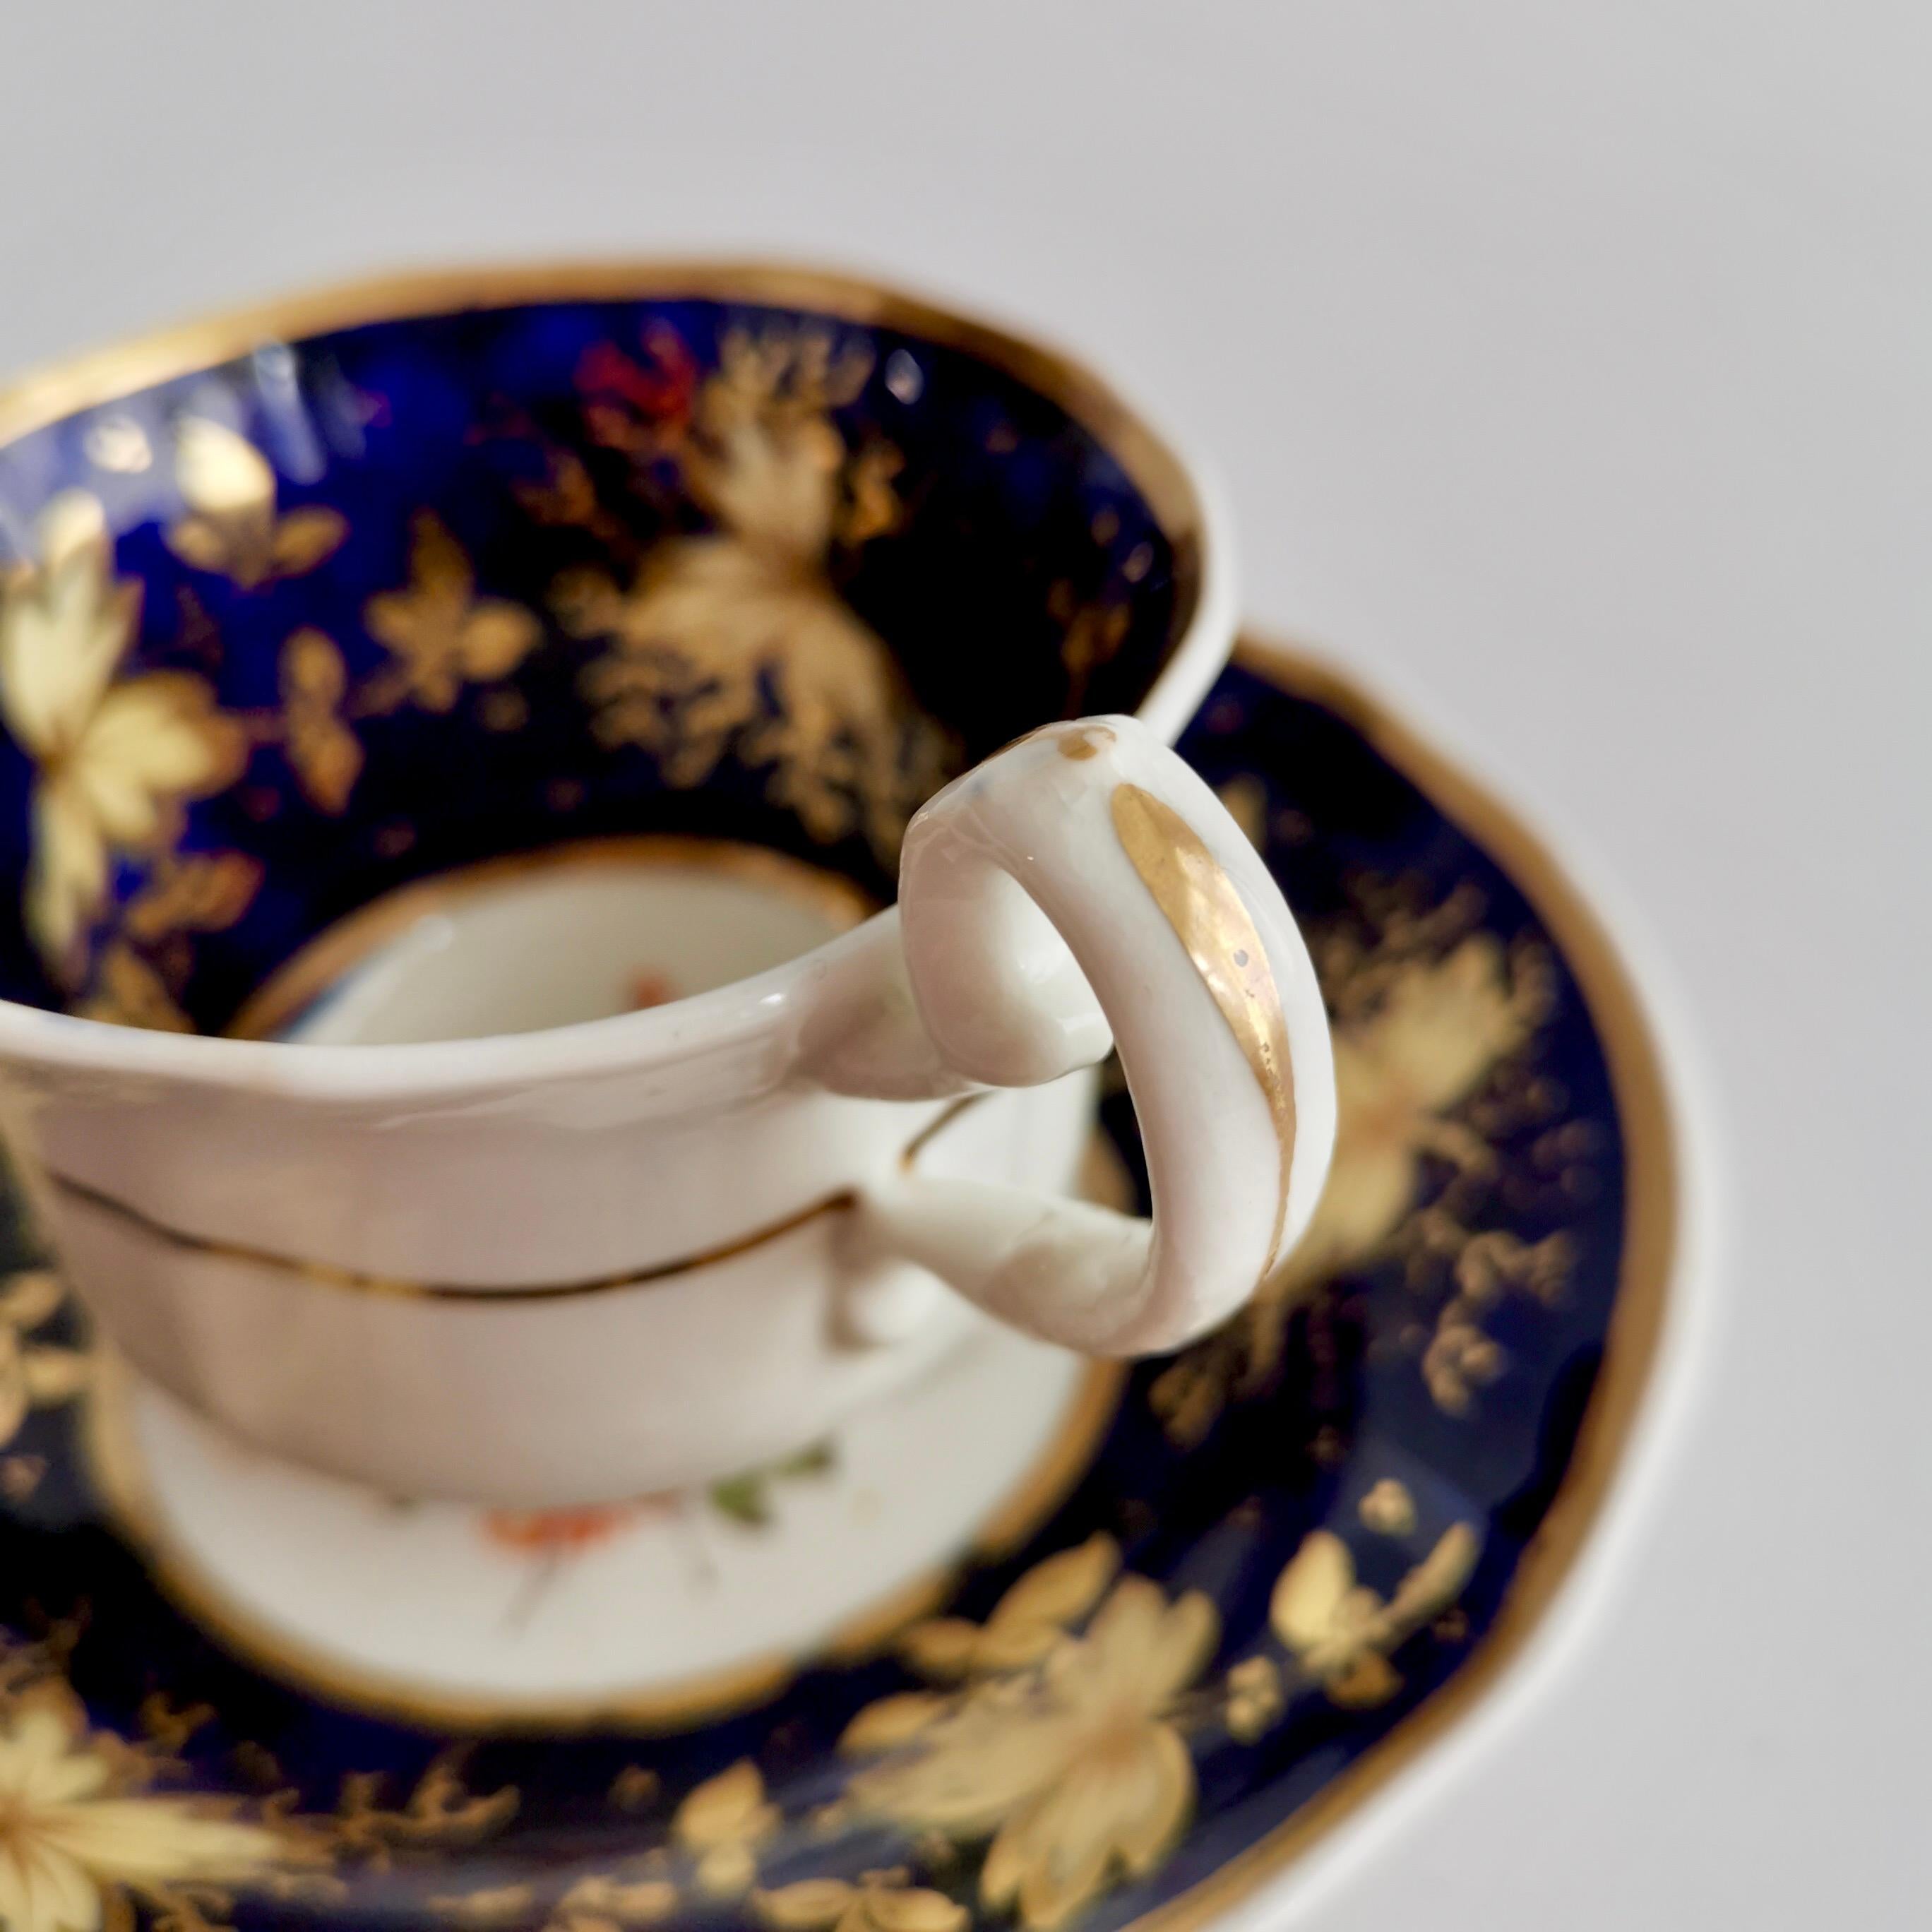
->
578;323;699;454
484;1501;662;1555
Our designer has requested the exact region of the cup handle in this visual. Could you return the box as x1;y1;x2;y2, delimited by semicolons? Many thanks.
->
850;714;1336;1357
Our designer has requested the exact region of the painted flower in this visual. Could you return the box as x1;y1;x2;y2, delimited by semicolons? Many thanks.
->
576;322;700;459
709;1439;836;1528
0;1687;295;1932
847;1573;1218;1931
1270;1522;1480;1708
0;493;246;977
483;1503;654;1556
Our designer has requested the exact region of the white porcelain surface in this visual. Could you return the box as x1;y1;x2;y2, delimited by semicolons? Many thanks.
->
0;15;1919;1923
47;1073;1093;1503
272;842;873;1046
93;1319;1104;1720
0;616;1338;1510
873;715;1335;1354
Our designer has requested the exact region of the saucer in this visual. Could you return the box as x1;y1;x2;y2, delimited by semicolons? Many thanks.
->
85;1308;1120;1726
0;637;1677;1932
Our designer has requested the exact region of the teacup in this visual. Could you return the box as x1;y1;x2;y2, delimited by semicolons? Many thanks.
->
0;263;1335;1508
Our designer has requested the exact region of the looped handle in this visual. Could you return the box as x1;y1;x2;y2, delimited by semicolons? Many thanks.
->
854;715;1335;1356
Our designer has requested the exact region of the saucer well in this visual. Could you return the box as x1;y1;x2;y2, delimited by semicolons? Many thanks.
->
0;636;1677;1932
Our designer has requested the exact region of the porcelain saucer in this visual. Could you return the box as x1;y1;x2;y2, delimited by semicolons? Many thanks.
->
0;638;1678;1932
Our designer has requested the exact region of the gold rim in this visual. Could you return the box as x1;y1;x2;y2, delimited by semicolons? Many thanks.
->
84;1282;1127;1737
1127;634;1682;1932
227;834;878;1043
0;255;1204;636
48;1083;994;1306
51;1082;996;1306
48;1167;862;1303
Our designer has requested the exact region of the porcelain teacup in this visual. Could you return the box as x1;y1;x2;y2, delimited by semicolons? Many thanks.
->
0;263;1335;1510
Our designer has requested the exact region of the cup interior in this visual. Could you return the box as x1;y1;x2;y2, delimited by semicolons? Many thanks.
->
0;267;1203;1037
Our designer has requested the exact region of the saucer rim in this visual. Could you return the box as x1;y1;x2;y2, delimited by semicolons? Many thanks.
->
1119;633;1686;1932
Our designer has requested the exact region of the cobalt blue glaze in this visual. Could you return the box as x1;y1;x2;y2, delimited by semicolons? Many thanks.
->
0;280;1195;1029
0;652;1671;1932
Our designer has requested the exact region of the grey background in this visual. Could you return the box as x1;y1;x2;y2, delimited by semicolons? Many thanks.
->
4;4;1927;1924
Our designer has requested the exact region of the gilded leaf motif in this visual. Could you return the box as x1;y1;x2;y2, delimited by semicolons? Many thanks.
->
548;1873;681;1931
166;419;347;590
1223;1656;1284;1741
1358;1478;1417;1537
672;1759;778;1898
76;851;263;1032
364;513;540;714
75;943;193;1033
0;493;246;979
756;1879;866;1930
1057;598;1128;710
560;323;957;863
894;1534;1120;1681
838;1694;950;1756
846;1558;1217;1932
429;1883;537;1925
1152;881;1577;1444
0;1644;325;1932
0;1271;89;1450
755;1873;967;1932
279;628;364;813
121;851;261;944
1270;1523;1480;1708
331;1751;519;1866
0;1273;62;1330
